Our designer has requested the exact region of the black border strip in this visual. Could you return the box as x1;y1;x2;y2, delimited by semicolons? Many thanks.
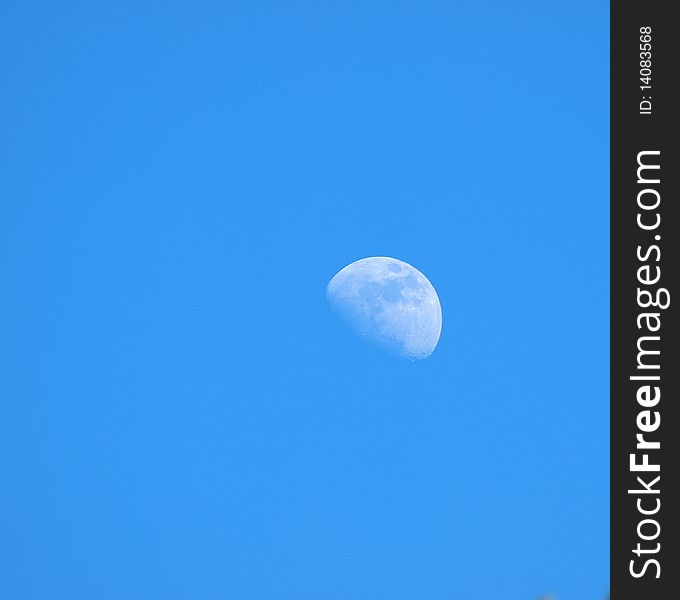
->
611;2;678;597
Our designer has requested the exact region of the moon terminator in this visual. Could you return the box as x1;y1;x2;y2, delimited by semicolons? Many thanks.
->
326;256;442;360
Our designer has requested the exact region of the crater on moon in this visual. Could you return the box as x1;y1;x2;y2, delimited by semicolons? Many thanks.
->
326;256;442;360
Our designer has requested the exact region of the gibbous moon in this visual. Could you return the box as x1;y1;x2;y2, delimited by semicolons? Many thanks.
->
326;257;442;360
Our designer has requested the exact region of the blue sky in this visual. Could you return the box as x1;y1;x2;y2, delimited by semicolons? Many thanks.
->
1;2;608;598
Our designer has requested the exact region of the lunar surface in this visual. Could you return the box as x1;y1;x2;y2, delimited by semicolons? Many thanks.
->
326;257;442;359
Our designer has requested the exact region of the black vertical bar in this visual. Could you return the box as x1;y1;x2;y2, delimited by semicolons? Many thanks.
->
611;1;678;598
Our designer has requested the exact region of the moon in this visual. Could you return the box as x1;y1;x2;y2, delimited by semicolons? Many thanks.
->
326;257;442;360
